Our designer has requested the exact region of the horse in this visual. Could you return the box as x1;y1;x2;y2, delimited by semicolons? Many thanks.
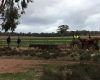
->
70;37;100;50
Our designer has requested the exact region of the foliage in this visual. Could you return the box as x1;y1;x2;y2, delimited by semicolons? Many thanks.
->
0;0;33;13
57;25;69;36
2;7;20;32
41;65;63;80
70;64;100;80
0;0;33;32
92;54;100;62
35;49;60;59
79;50;91;61
41;64;100;80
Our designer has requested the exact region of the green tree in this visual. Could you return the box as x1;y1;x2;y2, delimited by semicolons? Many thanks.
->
0;0;33;32
57;25;69;36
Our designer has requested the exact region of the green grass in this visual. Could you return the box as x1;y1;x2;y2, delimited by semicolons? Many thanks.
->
0;36;99;47
0;37;72;47
0;70;35;80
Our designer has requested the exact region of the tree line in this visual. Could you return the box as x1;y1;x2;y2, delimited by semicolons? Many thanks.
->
0;31;100;37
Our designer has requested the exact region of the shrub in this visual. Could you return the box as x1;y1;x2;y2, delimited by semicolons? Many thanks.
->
41;65;63;80
92;54;100;62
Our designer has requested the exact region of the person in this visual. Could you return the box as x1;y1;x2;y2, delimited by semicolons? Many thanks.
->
17;36;21;48
73;35;80;39
7;35;11;47
77;35;80;39
88;33;91;39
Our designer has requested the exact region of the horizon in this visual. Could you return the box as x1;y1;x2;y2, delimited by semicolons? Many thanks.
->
1;0;100;33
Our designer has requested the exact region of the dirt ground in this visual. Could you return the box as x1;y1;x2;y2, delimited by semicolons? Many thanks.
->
0;59;79;73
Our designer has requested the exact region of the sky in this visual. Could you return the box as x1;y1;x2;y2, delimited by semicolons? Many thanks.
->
15;0;100;33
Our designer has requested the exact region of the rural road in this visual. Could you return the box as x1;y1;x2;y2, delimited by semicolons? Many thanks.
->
0;59;79;73
0;59;98;73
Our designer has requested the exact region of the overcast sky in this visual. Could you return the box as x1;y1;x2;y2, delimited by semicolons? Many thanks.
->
15;0;100;33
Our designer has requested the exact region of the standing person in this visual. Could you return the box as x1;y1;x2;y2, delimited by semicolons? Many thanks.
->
17;36;21;48
7;35;11;48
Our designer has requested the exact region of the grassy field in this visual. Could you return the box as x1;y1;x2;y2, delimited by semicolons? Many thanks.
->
0;36;100;47
0;36;72;47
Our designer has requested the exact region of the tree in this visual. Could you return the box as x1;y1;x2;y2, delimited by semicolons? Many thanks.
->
57;25;69;36
0;0;33;32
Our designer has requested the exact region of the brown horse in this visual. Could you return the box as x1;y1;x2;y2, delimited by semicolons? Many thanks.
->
70;37;100;50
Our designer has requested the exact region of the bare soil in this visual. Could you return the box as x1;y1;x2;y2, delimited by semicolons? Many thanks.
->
0;59;79;73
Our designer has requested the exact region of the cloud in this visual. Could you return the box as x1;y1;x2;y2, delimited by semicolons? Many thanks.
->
85;13;100;24
15;0;100;33
84;13;100;31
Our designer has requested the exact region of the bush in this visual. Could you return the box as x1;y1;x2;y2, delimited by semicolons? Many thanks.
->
41;65;63;80
92;54;100;62
79;51;91;61
41;63;100;80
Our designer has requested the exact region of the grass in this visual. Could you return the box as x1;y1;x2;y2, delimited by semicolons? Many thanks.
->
0;37;72;47
0;64;59;80
0;69;35;80
0;36;100;47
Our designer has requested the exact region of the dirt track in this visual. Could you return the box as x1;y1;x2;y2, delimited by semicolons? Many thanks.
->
0;59;80;73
